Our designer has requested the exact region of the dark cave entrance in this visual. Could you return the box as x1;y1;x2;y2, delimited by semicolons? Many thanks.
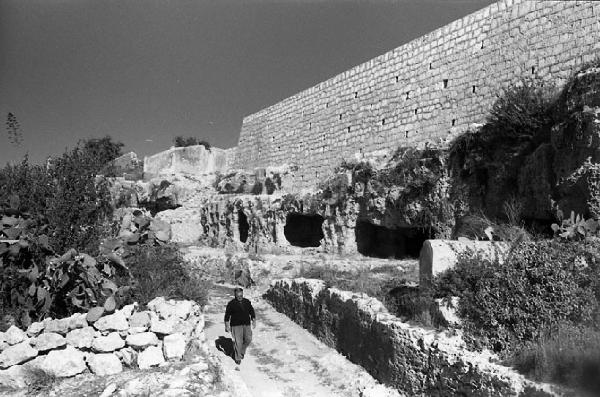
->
283;213;325;248
238;210;249;243
355;220;429;259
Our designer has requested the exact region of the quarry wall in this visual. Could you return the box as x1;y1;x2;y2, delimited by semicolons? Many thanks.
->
233;0;600;189
143;145;229;180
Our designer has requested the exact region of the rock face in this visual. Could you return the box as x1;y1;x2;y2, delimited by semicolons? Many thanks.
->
41;346;86;377
264;278;555;397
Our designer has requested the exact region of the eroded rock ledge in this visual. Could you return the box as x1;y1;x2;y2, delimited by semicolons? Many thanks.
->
264;278;561;397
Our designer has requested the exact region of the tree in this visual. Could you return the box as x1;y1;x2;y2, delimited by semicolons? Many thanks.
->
5;112;23;146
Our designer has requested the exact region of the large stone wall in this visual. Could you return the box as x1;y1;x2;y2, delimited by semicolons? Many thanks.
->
143;145;229;180
234;0;600;189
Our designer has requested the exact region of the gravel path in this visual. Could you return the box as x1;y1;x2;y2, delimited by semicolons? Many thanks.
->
204;284;402;397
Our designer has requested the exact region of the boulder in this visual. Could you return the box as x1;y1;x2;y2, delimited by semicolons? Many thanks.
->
125;332;159;349
26;321;45;337
137;345;165;369
31;332;66;352
162;333;186;360
93;311;129;332
41;346;86;377
4;326;27;345
119;304;137;319
129;311;151;329
66;326;96;349
0;342;38;368
44;318;70;335
92;332;125;353
153;300;194;320
86;353;123;376
419;239;510;288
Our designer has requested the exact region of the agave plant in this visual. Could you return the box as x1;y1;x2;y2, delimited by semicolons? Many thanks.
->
551;211;598;240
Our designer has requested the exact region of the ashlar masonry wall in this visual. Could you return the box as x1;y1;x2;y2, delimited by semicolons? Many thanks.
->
233;0;600;190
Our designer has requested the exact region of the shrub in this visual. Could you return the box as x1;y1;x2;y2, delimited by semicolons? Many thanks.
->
435;240;600;353
123;243;210;307
173;136;211;150
251;181;263;195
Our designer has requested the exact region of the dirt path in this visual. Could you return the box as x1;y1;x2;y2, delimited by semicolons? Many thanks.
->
204;284;401;397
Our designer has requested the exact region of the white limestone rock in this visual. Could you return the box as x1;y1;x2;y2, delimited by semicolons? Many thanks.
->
31;332;66;352
41;345;86;377
4;326;27;345
125;332;159;349
26;321;45;337
44;318;71;335
137;345;165;369
162;333;186;360
86;353;123;376
129;311;151;329
92;332;125;352
66;326;97;349
67;312;88;330
0;364;28;389
0;342;38;368
93;311;129;332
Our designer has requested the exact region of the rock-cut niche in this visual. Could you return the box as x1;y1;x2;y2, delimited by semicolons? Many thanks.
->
283;213;324;248
355;220;428;259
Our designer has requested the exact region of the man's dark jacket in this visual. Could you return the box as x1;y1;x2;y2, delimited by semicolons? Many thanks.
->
224;298;256;326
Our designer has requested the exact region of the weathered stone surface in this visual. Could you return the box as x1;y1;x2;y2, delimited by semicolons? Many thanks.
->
0;342;38;368
41;345;86;377
162;333;186;360
86;353;123;376
150;317;177;335
126;332;159;349
4;326;26;345
119;304;137;319
92;332;125;352
66;327;97;349
26;321;45;337
93;311;129;332
137;345;165;369
129;311;151;328
152;299;194;320
44;318;70;335
0;365;28;389
31;332;66;352
419;239;509;288
67;312;88;330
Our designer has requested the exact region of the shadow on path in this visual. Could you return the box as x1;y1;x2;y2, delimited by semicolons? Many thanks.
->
215;336;236;361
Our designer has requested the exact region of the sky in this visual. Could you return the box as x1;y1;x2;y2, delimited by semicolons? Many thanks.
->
0;0;495;164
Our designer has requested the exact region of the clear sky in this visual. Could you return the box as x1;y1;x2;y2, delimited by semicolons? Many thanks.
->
0;0;495;164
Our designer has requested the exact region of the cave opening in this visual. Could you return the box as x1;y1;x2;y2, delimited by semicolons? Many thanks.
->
238;210;249;243
283;213;324;248
355;220;429;259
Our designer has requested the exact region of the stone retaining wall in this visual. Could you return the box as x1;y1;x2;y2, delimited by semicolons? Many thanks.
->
235;0;600;189
264;278;560;396
0;297;207;390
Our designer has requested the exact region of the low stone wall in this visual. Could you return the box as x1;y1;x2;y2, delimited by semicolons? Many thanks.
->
0;297;207;390
419;240;510;288
264;278;560;397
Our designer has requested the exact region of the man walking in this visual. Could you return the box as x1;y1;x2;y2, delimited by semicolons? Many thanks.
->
224;287;256;367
